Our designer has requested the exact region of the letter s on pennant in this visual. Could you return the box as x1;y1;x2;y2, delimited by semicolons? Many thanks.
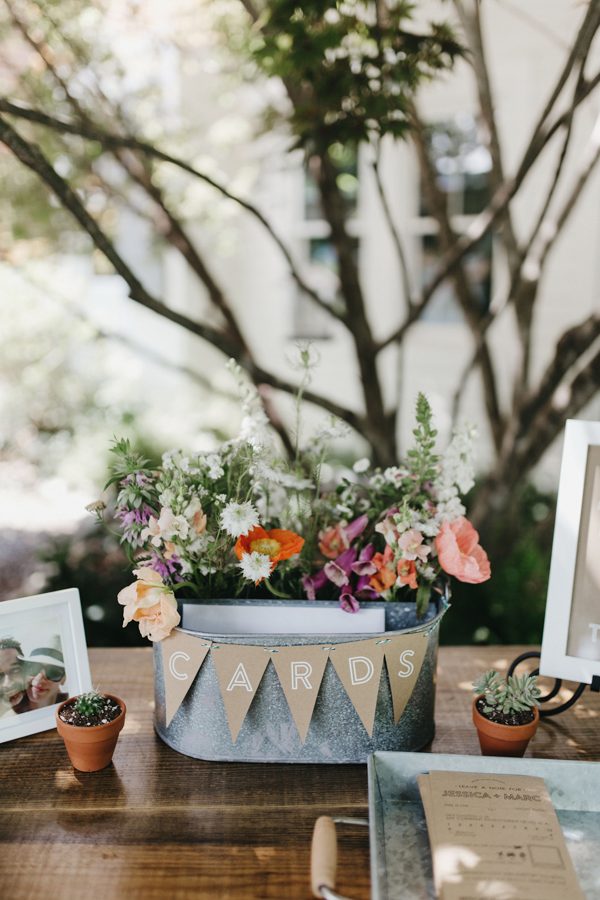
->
397;649;415;678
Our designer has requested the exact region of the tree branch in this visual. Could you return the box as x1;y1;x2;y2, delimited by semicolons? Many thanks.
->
410;105;504;452
377;3;600;351
371;147;416;315
454;0;519;267
0;98;340;322
0;113;363;435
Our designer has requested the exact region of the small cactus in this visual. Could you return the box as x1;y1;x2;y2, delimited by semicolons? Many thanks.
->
473;669;541;716
73;691;105;719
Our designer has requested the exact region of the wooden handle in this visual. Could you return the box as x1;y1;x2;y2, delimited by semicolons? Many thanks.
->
311;815;337;898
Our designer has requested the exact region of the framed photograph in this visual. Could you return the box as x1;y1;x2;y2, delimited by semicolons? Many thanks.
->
540;420;600;684
0;588;92;743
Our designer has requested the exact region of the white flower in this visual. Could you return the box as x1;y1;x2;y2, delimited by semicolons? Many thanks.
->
142;507;189;546
205;454;224;480
353;457;370;474
220;501;260;537
159;489;175;507
238;551;272;583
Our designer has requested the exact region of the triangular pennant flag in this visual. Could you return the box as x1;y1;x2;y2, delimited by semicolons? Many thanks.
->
384;632;428;723
161;631;212;727
212;644;270;742
271;644;330;743
330;638;385;736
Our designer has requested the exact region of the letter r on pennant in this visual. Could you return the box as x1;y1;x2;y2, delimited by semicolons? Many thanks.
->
226;662;253;692
291;661;313;690
349;655;374;686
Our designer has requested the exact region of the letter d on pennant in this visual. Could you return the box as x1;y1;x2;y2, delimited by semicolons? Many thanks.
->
330;640;384;736
349;656;374;685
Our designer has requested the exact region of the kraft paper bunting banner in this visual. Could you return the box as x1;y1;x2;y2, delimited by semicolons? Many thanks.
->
271;644;330;743
161;631;212;726
330;639;385;736
212;643;271;742
384;632;429;723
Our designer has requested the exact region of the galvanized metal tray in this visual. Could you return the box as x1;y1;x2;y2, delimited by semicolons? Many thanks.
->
367;752;600;899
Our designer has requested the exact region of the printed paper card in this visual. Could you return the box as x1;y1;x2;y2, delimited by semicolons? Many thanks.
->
384;632;428;722
161;631;212;726
271;644;330;743
418;770;585;900
329;639;385;736
212;643;270;742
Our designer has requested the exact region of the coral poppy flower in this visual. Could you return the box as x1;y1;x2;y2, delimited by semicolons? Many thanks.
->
435;517;491;584
235;526;304;567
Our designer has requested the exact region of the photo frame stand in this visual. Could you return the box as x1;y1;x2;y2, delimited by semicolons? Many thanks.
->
508;650;600;718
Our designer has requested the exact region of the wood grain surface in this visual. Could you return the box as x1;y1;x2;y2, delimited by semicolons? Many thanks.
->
1;646;599;900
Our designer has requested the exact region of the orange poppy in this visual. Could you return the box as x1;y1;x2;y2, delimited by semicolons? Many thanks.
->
235;526;304;566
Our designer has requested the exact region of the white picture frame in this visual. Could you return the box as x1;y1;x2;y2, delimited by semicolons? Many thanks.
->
0;588;92;743
540;420;600;684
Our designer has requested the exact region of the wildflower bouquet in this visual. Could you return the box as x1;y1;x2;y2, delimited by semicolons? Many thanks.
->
98;377;490;642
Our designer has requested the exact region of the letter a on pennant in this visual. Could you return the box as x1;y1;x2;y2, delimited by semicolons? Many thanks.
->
212;644;270;742
271;645;330;743
384;632;428;723
330;639;384;736
161;631;212;727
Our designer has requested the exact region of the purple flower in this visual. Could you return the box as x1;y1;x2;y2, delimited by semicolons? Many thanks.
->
324;547;358;587
351;543;376;576
345;514;369;543
339;590;360;613
303;568;329;601
150;552;180;581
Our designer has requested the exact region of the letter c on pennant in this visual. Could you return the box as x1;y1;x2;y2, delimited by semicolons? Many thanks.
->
397;649;415;678
291;661;313;690
169;651;191;681
349;655;374;686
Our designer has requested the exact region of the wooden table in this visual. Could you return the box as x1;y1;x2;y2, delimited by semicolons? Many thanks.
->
2;646;599;900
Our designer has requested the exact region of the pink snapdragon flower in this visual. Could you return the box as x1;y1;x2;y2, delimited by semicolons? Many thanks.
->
397;529;430;562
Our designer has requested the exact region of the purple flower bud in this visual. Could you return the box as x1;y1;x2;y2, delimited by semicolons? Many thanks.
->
339;590;360;613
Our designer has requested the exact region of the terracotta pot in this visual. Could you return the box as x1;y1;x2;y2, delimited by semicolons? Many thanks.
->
55;694;126;772
472;696;539;757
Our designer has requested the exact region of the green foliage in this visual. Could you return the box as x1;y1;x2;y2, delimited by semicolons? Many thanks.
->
406;392;439;497
473;669;541;716
74;690;105;718
248;0;464;147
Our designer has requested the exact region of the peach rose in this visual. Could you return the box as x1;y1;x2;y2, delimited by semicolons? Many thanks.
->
117;567;180;641
435;517;491;584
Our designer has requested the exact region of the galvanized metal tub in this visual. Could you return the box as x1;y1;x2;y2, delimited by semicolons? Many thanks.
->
153;593;448;764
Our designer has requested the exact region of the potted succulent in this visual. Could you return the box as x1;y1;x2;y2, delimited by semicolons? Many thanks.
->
472;670;541;757
56;690;126;772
